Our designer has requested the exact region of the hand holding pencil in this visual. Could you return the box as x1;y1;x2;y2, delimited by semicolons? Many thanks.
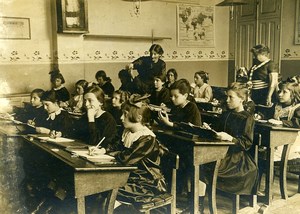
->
88;137;106;156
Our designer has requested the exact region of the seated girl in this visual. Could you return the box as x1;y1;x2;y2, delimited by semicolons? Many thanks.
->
95;70;115;98
82;85;118;152
150;73;171;107
49;69;70;108
109;90;130;126
210;82;258;195
192;71;213;103
37;90;73;138
259;82;300;162
14;88;48;129
112;94;167;208
68;79;88;113
158;78;202;128
165;68;178;89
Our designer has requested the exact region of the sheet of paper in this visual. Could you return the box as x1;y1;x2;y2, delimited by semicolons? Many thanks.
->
38;136;75;143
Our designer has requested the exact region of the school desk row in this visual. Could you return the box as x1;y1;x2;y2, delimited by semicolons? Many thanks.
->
0;119;299;214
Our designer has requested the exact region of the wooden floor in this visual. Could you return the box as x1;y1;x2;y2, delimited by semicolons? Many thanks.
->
175;172;300;214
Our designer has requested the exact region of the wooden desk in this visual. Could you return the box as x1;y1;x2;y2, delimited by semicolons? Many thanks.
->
21;135;136;214
154;128;234;214
255;122;300;205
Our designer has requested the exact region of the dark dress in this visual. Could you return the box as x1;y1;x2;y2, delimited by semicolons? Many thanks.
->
132;56;166;94
46;109;74;138
99;81;115;97
115;133;167;204
150;87;171;106
14;105;48;128
215;110;258;194
170;101;202;128
248;60;278;105
53;87;70;102
86;111;118;151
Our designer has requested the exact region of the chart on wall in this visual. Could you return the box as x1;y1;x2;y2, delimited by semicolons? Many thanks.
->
177;4;214;47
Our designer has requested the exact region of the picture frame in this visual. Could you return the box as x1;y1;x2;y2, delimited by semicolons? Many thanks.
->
177;4;214;47
0;17;31;39
295;0;300;44
56;0;88;33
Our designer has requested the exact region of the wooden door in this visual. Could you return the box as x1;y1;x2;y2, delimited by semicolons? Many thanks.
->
235;0;282;73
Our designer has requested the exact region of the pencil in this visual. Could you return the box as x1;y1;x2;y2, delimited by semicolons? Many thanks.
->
95;137;106;149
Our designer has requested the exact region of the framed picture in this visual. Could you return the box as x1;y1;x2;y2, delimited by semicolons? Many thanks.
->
0;17;31;39
56;0;88;33
177;4;214;47
295;0;300;44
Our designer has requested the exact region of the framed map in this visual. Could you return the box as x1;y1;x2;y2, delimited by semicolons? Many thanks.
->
177;4;214;47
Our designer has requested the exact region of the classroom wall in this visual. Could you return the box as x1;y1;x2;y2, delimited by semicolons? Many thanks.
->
0;0;231;95
281;0;300;79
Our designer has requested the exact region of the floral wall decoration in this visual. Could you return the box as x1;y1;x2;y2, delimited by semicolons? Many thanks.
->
0;48;229;64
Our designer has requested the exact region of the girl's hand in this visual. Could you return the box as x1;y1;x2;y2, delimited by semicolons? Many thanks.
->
49;130;62;139
86;105;97;122
27;120;36;126
215;132;233;141
158;111;173;127
88;147;106;156
36;127;50;134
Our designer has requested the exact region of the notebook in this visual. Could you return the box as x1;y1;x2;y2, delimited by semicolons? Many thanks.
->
66;147;116;164
179;122;217;139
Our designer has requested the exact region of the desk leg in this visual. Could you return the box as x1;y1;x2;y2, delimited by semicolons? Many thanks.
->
280;144;291;199
207;160;220;214
77;197;85;214
265;147;274;205
192;164;200;214
104;188;118;214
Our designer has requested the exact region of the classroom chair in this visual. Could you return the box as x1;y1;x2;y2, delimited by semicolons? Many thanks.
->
274;143;300;199
206;133;259;214
135;151;179;214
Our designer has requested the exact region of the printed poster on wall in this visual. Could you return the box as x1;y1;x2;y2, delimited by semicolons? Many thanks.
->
177;4;214;47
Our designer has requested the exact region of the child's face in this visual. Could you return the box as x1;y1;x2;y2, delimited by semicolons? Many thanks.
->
30;93;42;107
194;74;204;86
53;78;62;88
43;101;59;114
226;90;243;110
154;78;164;90
151;51;161;63
112;94;122;108
278;88;292;105
167;72;175;83
84;92;102;111
121;110;135;130
170;89;188;107
76;85;84;95
96;77;104;86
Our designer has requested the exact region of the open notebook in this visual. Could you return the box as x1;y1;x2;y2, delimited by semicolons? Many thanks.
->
28;134;76;148
179;122;217;139
66;147;116;164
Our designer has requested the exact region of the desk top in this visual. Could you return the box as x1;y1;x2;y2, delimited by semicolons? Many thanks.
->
153;127;234;146
255;121;300;132
22;135;137;172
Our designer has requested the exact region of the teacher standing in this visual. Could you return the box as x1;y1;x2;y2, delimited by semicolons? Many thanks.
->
128;44;166;95
248;44;279;106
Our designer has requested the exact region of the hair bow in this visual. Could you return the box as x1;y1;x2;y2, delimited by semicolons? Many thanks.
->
128;94;150;108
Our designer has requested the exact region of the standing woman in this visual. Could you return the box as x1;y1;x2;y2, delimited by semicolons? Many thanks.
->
128;44;166;95
248;44;279;106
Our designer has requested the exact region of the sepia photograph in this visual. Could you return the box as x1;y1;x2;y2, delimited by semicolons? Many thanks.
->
1;0;300;214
